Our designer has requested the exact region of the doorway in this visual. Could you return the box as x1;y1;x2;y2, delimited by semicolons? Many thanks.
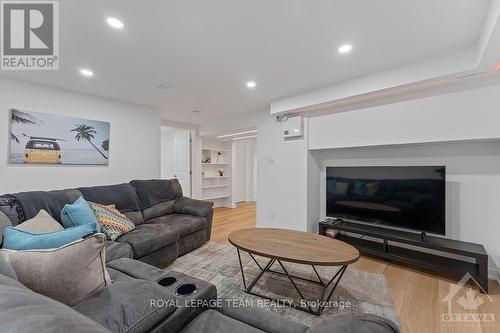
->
161;126;192;197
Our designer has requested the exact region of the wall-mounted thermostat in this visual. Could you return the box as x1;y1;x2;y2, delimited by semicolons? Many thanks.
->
283;115;303;138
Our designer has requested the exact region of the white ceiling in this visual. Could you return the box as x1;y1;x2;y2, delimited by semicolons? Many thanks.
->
0;0;492;125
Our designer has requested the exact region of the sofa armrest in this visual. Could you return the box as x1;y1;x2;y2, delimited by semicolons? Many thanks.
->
174;197;213;217
0;211;13;246
174;197;214;242
74;280;177;333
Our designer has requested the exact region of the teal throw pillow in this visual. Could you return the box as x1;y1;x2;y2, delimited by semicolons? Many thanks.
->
61;196;101;233
1;222;98;251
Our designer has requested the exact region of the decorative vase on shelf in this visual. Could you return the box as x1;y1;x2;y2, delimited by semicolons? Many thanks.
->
218;168;224;177
216;151;222;163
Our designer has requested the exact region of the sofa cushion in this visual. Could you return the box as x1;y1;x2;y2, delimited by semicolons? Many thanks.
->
308;313;400;333
116;224;178;258
217;300;308;333
78;184;144;225
181;310;265;333
89;202;135;241
147;214;206;237
74;280;177;333
0;274;111;333
106;241;133;262
5;189;83;223
142;199;177;222
136;243;179;268
130;179;180;209
0;234;111;306
123;211;145;226
130;179;181;221
14;209;63;233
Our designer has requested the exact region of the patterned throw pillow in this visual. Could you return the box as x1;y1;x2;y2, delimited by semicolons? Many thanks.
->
88;202;135;241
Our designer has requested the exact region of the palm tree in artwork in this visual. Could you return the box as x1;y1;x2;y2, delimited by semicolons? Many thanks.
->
101;139;109;151
71;124;108;159
10;109;38;143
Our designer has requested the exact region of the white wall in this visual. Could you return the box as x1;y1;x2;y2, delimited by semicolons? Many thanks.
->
256;114;309;231
160;127;176;179
0;77;161;193
309;84;500;149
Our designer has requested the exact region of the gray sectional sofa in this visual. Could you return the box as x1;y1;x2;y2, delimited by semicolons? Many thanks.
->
0;179;213;267
0;255;399;333
0;179;399;333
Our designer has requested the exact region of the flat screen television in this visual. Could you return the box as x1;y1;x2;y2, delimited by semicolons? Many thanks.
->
326;166;446;235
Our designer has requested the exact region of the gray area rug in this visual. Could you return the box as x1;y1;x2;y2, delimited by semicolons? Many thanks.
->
167;242;401;328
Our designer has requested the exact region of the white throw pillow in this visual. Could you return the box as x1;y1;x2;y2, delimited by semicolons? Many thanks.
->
14;210;63;233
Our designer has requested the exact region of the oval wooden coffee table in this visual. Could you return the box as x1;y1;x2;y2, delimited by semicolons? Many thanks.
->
228;228;359;315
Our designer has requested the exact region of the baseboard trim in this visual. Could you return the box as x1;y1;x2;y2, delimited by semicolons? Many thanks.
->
488;268;500;284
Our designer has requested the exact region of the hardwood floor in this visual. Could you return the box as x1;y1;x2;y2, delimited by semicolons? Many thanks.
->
211;202;500;333
210;202;256;244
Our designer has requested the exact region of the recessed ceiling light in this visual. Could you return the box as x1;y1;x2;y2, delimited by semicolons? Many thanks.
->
193;110;202;116
338;44;352;54
246;81;257;89
106;17;124;29
80;68;94;77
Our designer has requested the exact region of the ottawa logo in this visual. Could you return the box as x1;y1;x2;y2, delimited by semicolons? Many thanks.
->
441;273;495;328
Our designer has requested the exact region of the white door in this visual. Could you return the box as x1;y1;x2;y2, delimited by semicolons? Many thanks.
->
174;130;191;197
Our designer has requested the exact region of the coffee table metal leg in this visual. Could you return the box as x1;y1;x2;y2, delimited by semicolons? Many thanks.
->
311;265;325;286
246;258;275;291
248;252;263;270
236;249;349;316
276;260;314;313
324;265;346;289
236;249;276;292
317;265;347;314
236;249;247;289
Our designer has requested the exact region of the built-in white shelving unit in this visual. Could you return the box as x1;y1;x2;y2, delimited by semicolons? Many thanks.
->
201;140;233;208
202;184;229;189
